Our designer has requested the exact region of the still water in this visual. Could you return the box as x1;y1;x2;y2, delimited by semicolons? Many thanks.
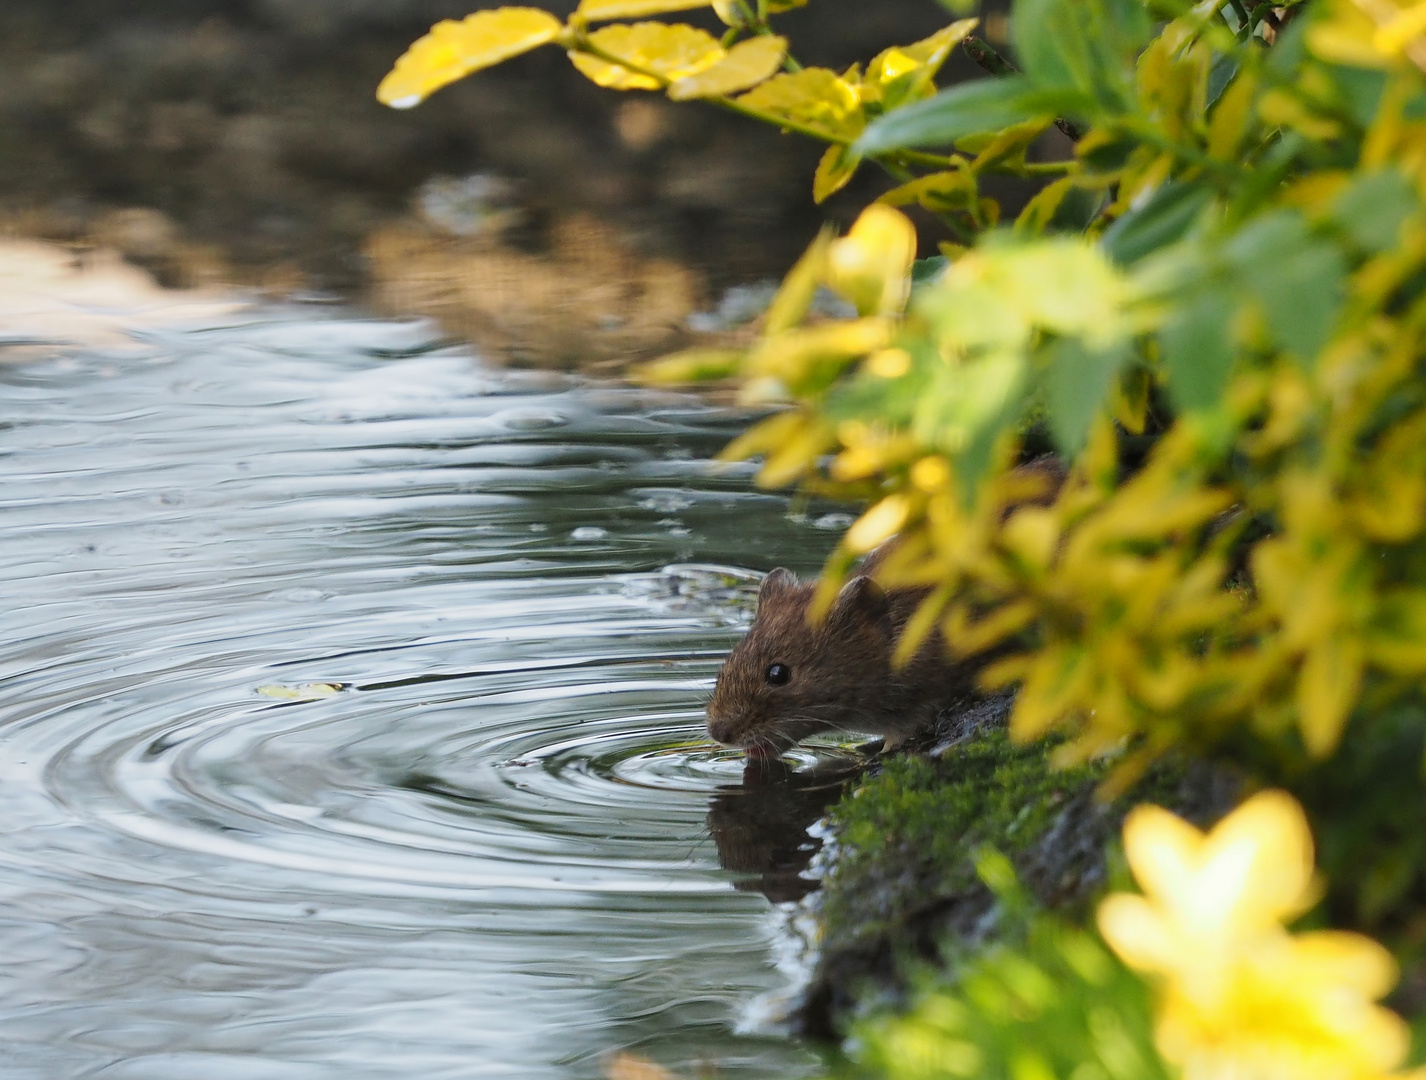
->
0;309;862;1078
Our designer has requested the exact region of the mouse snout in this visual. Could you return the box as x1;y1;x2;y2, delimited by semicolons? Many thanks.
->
706;713;741;747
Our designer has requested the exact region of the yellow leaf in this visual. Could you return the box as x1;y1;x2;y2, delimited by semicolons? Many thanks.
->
893;585;955;667
257;682;346;700
1307;1;1393;67
826;204;917;316
764;227;832;334
571;22;723;89
846;493;912;553
1367;590;1426;674
969;119;1051;173
1258;88;1343;141
735;68;865;140
812;143;862;203
1111;364;1150;434
712;0;745;26
1297;634;1364;757
758;418;837;487
1207;69;1258;161
378;8;564;108
745;317;894;390
863;18;979;107
1014;176;1074;236
637;348;744;383
1009;644;1087;740
879;169;978;214
717;409;805;462
668;34;787;99
576;0;714;19
1377;1;1426;59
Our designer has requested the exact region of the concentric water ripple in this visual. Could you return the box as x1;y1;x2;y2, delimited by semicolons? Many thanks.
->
0;309;857;1079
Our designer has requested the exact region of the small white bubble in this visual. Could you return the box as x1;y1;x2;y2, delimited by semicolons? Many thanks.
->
570;526;607;541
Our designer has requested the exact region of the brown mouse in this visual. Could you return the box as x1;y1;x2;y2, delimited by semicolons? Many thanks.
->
705;544;975;757
706;457;1067;757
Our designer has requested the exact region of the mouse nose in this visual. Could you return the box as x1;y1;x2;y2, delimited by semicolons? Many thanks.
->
706;714;739;746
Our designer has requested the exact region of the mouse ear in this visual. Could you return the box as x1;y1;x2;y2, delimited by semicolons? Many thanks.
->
758;568;798;608
830;575;890;633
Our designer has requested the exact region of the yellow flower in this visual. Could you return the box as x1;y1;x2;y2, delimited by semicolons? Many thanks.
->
1099;791;1415;1080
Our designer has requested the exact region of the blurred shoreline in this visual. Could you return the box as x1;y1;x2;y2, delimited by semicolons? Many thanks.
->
0;0;958;368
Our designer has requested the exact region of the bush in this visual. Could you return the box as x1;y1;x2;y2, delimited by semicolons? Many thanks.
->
378;2;1426;1076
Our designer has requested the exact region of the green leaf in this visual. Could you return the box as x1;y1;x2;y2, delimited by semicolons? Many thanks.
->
1011;0;1148;107
1206;54;1239;109
911;255;950;285
1101;181;1214;266
1225;210;1346;365
852;76;1059;156
1333;169;1417;254
812;143;861;203
1012;0;1080;92
1327;65;1387;129
1160;285;1235;413
1044;337;1126;453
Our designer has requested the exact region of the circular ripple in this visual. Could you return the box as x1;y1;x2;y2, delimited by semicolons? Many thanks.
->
0;313;840;1079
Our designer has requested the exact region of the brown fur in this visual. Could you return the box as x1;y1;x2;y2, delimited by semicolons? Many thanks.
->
705;546;975;755
706;457;1068;756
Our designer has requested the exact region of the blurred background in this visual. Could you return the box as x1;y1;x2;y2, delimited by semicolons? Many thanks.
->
0;0;989;365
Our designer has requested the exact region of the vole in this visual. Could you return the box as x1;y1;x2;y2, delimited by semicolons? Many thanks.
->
706;458;1066;757
705;543;975;757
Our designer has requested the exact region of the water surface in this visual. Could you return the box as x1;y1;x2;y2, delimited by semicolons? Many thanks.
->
0;309;858;1078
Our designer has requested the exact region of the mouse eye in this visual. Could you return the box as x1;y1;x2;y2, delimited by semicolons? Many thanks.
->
765;663;791;686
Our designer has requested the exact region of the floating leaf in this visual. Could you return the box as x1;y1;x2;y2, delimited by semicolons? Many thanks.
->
571;22;723;89
378;8;563;108
576;0;714;19
812;143;862;203
736;68;864;140
853;76;1056;156
257;683;347;701
668;34;787;100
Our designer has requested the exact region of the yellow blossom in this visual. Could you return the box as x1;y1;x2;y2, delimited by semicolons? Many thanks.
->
1098;791;1415;1080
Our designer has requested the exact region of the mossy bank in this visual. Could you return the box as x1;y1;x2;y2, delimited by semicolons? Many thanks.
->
789;698;1240;1038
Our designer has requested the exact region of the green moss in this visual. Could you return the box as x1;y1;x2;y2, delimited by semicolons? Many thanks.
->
819;731;1103;947
796;721;1237;1035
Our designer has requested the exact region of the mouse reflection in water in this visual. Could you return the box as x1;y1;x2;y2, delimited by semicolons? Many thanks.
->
705;752;867;903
